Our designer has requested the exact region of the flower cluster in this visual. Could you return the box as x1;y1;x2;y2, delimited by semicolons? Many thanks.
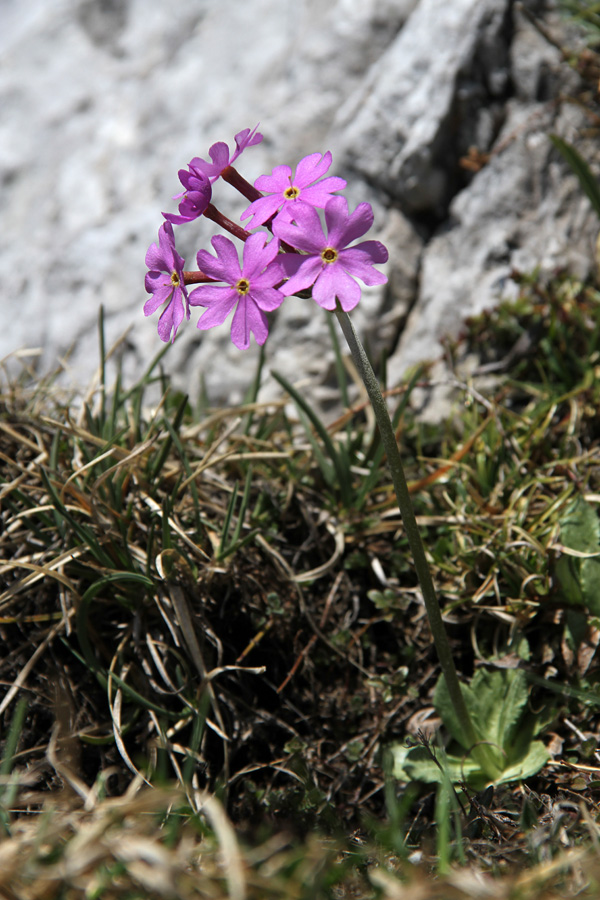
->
144;126;389;348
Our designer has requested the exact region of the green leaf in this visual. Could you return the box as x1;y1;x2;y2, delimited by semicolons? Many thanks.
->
555;495;600;613
494;741;549;785
555;553;584;607
580;556;600;615
559;494;600;552
472;668;528;751
550;134;600;220
434;669;529;773
433;675;470;750
391;735;548;790
391;743;483;787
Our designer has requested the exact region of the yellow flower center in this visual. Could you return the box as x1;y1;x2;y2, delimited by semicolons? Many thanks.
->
321;247;338;264
284;185;300;200
236;278;250;295
170;271;180;287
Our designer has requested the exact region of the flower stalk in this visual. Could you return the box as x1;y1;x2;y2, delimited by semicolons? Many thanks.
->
183;270;216;285
334;307;502;781
203;204;252;243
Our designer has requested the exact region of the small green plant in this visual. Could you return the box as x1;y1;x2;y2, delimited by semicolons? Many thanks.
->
391;669;549;790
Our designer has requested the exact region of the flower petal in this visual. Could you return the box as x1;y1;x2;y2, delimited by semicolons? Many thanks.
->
251;261;286;289
231;125;262;165
294;151;332;187
344;239;389;265
241;232;272;278
338;244;389;285
196;235;242;283
157;290;185;343
195;292;239;329
211;234;243;276
272;203;324;253
145;241;169;272
299;177;347;209
326;198;374;247
188;284;236;308
143;284;172;315
278;253;305;278
231;298;268;349
240;194;285;229
313;264;362;311
189;126;262;181
144;270;168;293
146;222;178;270
163;211;198;225
249;286;285;311
254;165;293;194
208;141;230;171
280;257;324;296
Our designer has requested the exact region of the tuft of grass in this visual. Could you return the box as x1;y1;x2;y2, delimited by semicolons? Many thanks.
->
4;273;600;892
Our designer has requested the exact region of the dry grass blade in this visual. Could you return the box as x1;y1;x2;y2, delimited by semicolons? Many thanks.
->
199;793;247;900
0;612;74;716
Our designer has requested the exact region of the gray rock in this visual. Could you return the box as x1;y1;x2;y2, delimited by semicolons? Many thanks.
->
0;0;416;404
336;0;512;214
0;0;597;421
386;4;598;400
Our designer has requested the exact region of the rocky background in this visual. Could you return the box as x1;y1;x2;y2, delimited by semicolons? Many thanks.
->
0;0;597;411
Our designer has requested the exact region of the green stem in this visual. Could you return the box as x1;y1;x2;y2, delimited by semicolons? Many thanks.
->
334;308;500;780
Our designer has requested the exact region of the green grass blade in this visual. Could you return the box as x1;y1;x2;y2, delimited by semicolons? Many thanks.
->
40;469;115;568
0;697;28;836
229;465;253;548
243;344;266;435
271;369;352;506
296;405;335;487
218;480;239;559
550;134;600;219
148;393;189;481
326;312;350;411
75;572;153;675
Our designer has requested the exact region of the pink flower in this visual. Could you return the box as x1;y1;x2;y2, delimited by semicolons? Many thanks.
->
144;222;189;342
163;168;212;225
240;151;347;230
273;197;388;312
189;233;285;349
189;125;263;184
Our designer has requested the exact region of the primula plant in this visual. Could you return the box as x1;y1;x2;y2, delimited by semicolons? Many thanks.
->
144;126;548;789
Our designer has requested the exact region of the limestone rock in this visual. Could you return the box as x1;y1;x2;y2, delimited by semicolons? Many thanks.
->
0;0;597;420
386;4;598;394
336;0;512;214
